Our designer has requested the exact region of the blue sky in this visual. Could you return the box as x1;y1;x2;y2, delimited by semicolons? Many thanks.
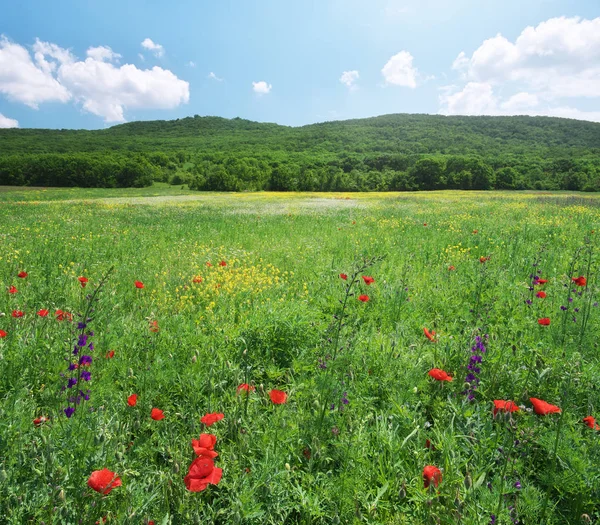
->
1;0;599;129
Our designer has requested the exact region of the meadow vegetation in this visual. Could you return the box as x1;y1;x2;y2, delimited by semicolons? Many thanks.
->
0;188;599;524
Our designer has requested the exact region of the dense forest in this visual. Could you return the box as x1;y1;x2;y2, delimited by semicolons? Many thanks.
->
1;113;600;191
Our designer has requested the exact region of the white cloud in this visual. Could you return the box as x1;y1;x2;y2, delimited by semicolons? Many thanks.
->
0;36;71;107
252;80;272;94
0;37;189;122
443;17;600;122
0;112;18;128
439;82;497;115
87;46;121;62
187;61;196;68
208;71;223;81
381;51;418;88
339;70;359;90
141;38;164;58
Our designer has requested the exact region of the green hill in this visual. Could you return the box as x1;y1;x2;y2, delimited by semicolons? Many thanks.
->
1;114;599;191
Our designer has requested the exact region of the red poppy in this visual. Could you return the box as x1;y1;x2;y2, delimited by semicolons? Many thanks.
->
200;412;224;426
127;394;138;407
536;291;546;299
423;223;427;227
269;389;287;404
105;350;115;359
8;286;17;294
17;271;28;278
219;261;227;267
37;309;49;317
0;330;7;338
572;276;587;287
339;273;348;281
151;408;164;420
192;276;203;284
191;434;218;458
362;276;375;285
33;416;49;426
472;230;478;234
583;416;600;430
237;383;255;394
530;397;561;415
428;368;452;382
493;400;519;416
149;320;159;333
535;278;548;285
134;280;144;289
55;310;72;322
206;262;213;267
358;295;369;302
448;265;456;271
423;465;442;488
479;256;489;263
78;276;89;288
425;439;432;449
423;327;436;342
538;318;551;326
87;469;122;495
184;456;223;492
11;310;24;318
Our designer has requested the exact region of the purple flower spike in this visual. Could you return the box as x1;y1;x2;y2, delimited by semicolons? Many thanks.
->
64;407;75;418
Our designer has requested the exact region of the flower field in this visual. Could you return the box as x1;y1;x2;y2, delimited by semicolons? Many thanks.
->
0;187;599;524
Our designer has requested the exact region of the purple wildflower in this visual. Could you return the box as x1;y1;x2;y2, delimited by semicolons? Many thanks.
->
79;355;92;366
81;370;91;381
64;407;75;418
67;377;77;389
77;322;87;330
463;335;486;401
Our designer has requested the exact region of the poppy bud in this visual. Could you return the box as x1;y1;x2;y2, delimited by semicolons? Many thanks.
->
398;482;406;500
191;355;197;363
59;489;65;501
464;473;472;489
128;368;134;377
0;470;6;482
285;463;291;470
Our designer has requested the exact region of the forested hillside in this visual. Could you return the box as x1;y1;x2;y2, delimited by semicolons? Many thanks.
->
1;114;599;191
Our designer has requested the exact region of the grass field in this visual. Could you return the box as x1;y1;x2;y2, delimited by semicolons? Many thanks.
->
0;188;599;524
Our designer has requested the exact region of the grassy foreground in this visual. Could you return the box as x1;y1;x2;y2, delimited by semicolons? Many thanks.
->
0;188;599;524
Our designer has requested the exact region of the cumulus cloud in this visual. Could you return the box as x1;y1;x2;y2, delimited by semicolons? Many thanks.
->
443;17;600;121
0;112;18;128
208;71;223;81
141;38;164;58
381;51;418;88
339;70;359;89
0;37;189;122
252;80;272;94
0;36;71;107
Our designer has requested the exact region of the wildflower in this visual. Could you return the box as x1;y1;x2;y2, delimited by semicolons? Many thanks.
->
582;416;600;430
79;355;92;366
448;265;456;271
473;229;478;234
538;318;551;326
269;389;287;404
149;320;159;333
479;256;489;263
530;397;561;415
463;335;487;401
362;276;375;285
236;383;255;394
135;280;144;289
339;273;348;280
37;309;49;317
358;295;370;302
127;394;138;407
572;276;586;287
206;262;213;267
423;223;427;227
0;330;6;338
493;400;519;416
514;480;521;490
64;407;75;418
105;350;115;359
151;408;165;420
192;276;203;284
184;457;223;492
55;310;72;322
78;277;89;288
423;327;436;342
11;310;24;318
191;434;218;457
536;291;547;299
87;469;122;495
200;412;224;426
535;278;548;285
33;416;49;426
428;368;452;382
17;271;28;278
219;260;227;267
8;286;17;294
423;465;442;488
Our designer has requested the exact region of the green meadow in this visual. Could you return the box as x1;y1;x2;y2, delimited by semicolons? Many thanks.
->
0;187;599;524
